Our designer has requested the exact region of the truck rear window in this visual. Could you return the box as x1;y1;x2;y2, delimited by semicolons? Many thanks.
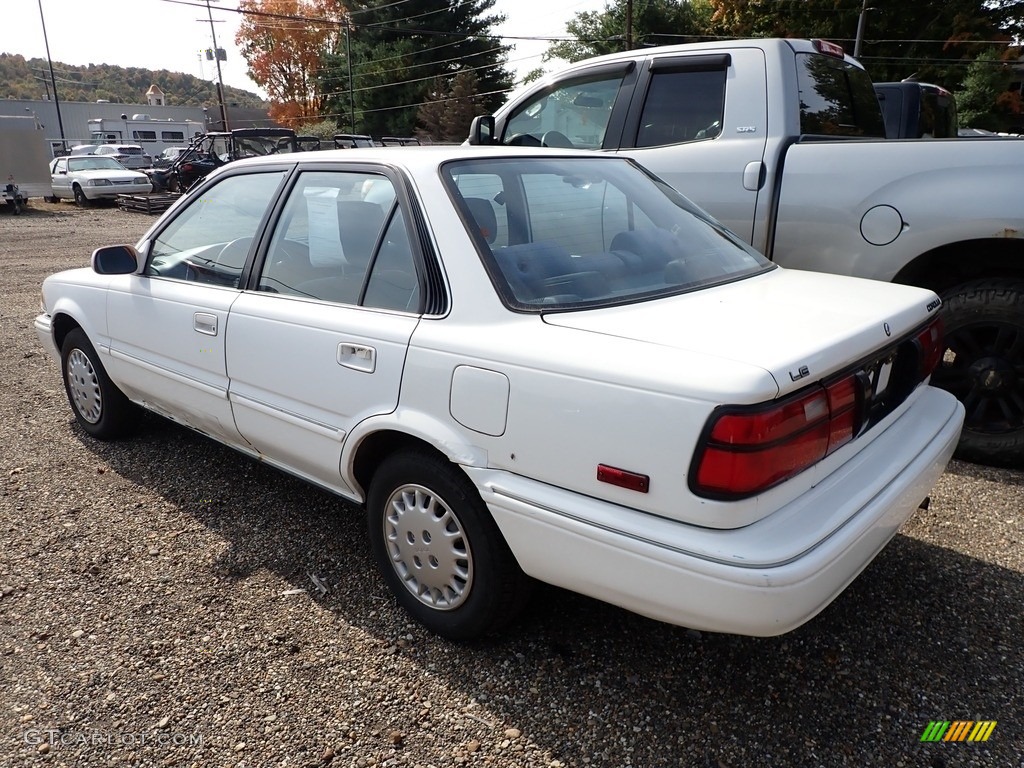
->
796;54;886;138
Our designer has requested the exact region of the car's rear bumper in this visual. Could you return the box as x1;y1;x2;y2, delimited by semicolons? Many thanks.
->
470;386;963;636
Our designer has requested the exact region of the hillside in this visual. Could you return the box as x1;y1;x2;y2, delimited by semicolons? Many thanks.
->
0;52;265;107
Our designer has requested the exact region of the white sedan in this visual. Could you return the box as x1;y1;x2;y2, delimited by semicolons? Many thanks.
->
35;147;963;639
49;155;152;205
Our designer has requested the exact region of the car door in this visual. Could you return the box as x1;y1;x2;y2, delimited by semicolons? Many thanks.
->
103;168;289;443
225;168;424;495
615;49;769;244
50;157;71;199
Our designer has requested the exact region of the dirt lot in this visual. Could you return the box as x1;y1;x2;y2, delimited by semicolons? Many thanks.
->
1;200;1022;767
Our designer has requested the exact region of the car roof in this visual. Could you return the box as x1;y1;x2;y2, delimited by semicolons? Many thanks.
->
216;145;621;176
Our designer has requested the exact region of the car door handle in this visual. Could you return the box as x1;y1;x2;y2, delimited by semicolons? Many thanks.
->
194;312;218;336
337;343;376;373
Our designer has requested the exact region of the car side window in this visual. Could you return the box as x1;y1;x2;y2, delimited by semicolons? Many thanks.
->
258;171;421;312
502;74;624;149
635;68;727;147
145;171;286;287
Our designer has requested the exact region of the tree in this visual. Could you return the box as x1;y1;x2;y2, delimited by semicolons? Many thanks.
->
320;0;511;138
706;0;1024;92
236;0;349;125
546;0;716;64
957;50;1022;131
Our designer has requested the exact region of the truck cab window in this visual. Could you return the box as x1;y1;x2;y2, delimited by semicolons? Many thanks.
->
502;74;624;149
636;69;727;147
796;53;886;137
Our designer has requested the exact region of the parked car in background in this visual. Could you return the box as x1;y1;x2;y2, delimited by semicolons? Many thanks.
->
296;135;322;152
333;133;376;148
49;155;152;205
35;146;962;640
152;146;189;168
379;136;422;146
90;144;153;169
874;81;958;139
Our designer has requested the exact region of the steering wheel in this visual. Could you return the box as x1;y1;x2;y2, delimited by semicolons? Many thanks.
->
215;236;254;270
541;131;575;148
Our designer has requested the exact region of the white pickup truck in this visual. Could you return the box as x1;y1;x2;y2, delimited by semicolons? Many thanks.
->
471;38;1024;466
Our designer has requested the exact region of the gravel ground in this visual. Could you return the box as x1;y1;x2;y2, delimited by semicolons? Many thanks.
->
1;200;1022;768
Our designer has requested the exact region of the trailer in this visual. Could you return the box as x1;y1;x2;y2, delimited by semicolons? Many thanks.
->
87;114;205;157
1;116;53;213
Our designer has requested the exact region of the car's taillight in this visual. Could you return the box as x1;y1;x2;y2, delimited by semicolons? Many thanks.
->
915;316;944;379
691;375;862;499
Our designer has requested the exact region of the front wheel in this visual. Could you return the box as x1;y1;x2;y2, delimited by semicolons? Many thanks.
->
60;329;137;439
73;185;89;207
932;280;1024;466
366;450;532;640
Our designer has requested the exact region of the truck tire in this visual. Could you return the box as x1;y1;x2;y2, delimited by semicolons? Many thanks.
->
932;279;1024;466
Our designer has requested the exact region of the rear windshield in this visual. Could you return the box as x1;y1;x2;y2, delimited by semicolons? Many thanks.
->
796;53;886;137
118;146;145;154
442;156;771;311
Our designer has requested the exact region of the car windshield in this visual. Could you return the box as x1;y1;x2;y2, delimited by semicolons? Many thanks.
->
68;157;129;172
442;156;772;310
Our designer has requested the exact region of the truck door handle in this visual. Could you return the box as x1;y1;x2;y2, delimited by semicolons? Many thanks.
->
743;161;766;191
337;343;376;373
194;312;218;336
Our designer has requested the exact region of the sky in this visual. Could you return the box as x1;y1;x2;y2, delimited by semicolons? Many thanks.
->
0;0;607;101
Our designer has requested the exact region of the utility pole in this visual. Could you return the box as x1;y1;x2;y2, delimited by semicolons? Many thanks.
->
36;0;67;152
346;25;355;134
204;0;230;131
625;0;633;50
854;0;869;59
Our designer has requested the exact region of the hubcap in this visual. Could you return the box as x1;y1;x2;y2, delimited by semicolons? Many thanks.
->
932;322;1024;434
66;348;102;424
383;484;472;611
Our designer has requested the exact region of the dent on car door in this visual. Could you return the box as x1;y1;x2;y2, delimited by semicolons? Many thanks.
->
225;169;424;495
103;170;287;441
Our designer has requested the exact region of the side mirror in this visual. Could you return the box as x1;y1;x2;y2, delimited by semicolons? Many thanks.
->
468;115;496;145
92;245;139;275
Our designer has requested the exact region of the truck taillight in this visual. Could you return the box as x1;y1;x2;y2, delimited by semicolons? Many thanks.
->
813;39;846;58
691;375;862;499
915;316;944;379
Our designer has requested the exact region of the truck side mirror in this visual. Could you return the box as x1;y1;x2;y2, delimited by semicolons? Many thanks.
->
468;115;496;145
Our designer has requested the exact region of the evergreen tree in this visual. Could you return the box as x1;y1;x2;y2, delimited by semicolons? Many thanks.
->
321;0;511;137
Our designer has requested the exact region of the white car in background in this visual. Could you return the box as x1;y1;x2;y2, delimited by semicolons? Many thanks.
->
49;155;152;206
91;143;153;169
35;147;963;640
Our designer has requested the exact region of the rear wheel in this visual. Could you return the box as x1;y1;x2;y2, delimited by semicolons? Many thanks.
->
932;280;1024;466
366;450;532;640
60;329;137;439
73;185;89;207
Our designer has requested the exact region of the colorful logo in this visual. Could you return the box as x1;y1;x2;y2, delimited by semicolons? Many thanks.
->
920;721;997;742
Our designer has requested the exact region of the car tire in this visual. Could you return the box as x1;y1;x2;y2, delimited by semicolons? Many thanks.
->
60;328;137;440
73;185;89;207
366;449;533;640
933;279;1024;466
